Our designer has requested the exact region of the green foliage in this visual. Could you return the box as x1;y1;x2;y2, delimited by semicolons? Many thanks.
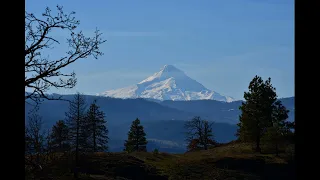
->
85;100;109;152
237;75;293;154
237;76;280;152
124;118;148;153
153;148;159;156
261;102;293;155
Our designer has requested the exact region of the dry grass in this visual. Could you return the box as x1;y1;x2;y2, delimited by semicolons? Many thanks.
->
26;142;295;180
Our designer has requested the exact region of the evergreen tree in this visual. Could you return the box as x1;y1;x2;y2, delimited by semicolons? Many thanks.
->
65;93;87;178
85;100;109;152
237;76;277;152
262;100;291;156
50;120;70;152
124;118;148;152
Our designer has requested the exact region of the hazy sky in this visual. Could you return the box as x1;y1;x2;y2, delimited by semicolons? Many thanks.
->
26;0;294;100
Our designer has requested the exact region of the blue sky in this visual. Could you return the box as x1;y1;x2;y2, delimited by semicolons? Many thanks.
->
26;0;294;100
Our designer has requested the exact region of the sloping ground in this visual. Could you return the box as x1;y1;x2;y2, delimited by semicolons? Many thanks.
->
131;142;295;180
27;142;295;180
32;152;168;180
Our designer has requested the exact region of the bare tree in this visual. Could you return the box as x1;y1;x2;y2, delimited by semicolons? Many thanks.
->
185;116;216;151
25;5;106;105
65;93;87;178
44;128;54;162
25;110;46;176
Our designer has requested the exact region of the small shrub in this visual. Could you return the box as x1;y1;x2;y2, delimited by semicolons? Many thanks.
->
153;148;159;156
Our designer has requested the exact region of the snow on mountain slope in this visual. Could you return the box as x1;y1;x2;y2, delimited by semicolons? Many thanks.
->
98;65;235;102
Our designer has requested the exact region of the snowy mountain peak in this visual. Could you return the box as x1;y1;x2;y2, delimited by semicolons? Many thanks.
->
139;65;185;85
161;64;183;73
99;65;235;102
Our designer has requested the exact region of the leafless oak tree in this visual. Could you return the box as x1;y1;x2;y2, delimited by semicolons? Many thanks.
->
185;116;216;150
25;5;106;105
25;110;46;172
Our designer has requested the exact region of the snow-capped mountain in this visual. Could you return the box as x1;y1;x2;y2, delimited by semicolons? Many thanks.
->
98;65;235;102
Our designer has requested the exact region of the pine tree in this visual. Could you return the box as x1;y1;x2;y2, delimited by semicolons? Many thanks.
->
237;76;277;153
65;93;87;178
85;100;109;152
50;120;70;152
124;118;148;152
262;100;290;156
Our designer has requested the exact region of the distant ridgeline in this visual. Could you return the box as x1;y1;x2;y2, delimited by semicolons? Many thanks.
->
25;94;294;153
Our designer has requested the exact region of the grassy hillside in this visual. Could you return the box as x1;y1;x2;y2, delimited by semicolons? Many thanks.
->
27;142;295;180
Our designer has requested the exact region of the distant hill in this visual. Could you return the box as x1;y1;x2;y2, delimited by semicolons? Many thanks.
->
25;94;294;152
25;95;193;127
159;97;294;124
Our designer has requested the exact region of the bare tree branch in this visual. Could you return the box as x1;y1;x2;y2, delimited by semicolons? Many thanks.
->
25;5;106;106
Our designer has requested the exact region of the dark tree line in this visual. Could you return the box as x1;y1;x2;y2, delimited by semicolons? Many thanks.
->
65;93;109;178
24;5;106;178
25;103;151;178
25;93;109;178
